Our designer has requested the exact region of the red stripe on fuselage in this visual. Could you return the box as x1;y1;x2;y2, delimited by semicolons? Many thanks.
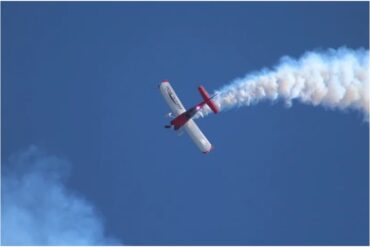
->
171;114;189;130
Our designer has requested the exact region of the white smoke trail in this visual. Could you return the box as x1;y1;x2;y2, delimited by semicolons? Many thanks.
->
1;146;122;245
198;47;369;120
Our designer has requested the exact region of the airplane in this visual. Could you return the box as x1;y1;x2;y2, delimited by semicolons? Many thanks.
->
159;80;219;154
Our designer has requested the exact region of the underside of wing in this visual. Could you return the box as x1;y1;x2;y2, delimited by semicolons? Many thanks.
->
184;119;213;154
159;81;186;116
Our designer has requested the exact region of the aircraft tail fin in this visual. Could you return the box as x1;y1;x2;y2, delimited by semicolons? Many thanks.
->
198;85;219;114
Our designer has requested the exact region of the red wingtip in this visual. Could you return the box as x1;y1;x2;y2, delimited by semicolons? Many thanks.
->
202;145;213;154
162;80;169;83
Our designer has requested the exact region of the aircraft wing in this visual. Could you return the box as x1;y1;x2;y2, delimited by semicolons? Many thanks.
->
159;80;186;116
183;119;213;154
159;80;213;154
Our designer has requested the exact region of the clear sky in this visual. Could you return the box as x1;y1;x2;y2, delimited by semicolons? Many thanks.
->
2;2;369;245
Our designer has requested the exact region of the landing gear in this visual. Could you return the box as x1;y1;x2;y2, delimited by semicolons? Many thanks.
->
164;125;172;129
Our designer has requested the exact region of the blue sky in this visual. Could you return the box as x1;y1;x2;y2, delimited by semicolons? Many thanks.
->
2;2;369;245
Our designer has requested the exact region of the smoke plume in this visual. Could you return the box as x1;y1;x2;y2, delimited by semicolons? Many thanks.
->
198;47;369;120
1;146;122;245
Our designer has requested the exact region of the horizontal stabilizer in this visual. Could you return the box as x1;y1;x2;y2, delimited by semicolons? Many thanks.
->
198;85;219;114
